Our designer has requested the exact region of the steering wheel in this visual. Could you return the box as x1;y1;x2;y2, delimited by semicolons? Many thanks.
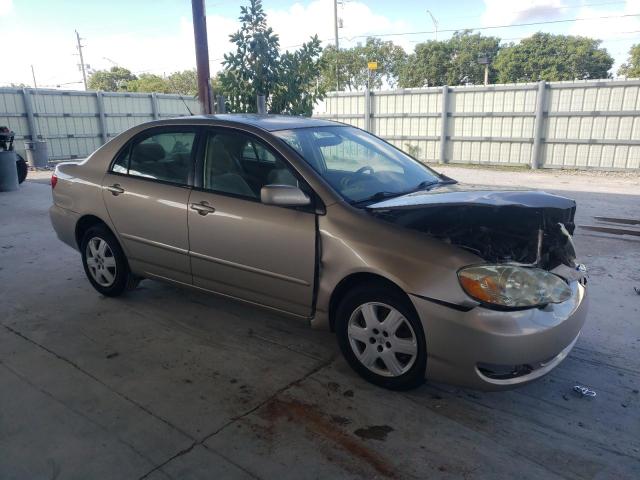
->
342;165;375;188
355;166;374;175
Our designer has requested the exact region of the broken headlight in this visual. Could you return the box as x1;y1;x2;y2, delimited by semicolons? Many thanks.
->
458;265;572;308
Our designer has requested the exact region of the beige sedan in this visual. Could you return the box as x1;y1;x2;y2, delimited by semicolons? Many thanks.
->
50;115;588;390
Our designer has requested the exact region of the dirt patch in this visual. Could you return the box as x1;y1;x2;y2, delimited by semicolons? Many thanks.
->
354;425;394;441
260;398;397;478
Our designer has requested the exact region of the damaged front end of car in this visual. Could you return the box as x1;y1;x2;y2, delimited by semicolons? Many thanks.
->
366;185;588;311
367;186;578;272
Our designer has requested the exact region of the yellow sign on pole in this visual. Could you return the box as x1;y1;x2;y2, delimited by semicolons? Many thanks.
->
367;61;378;70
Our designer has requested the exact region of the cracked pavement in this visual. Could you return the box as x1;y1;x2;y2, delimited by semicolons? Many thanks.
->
1;171;639;479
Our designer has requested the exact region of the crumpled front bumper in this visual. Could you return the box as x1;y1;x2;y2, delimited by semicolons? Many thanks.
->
410;280;588;391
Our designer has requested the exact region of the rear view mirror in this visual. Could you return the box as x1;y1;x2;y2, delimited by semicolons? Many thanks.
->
261;184;311;207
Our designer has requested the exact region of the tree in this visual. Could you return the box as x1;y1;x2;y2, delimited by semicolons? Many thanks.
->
398;40;450;87
446;31;501;85
128;73;170;93
218;0;325;114
166;70;198;95
494;33;613;83
88;67;137;91
219;0;281;112
271;36;325;115
618;44;640;77
399;31;500;87
320;38;408;91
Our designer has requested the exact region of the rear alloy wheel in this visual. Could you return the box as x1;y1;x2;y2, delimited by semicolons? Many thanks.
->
85;237;117;287
336;285;427;390
81;225;138;296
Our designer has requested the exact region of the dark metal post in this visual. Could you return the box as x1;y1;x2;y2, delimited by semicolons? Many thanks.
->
439;85;449;164
216;95;226;114
191;0;213;114
22;88;37;141
531;81;547;169
96;92;108;144
257;95;266;115
364;88;371;132
151;93;159;120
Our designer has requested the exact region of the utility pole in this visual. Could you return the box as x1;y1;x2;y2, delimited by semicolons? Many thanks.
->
191;0;213;114
75;30;88;90
30;65;37;89
334;0;339;91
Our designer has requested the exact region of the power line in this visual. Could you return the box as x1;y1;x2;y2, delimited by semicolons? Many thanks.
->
342;12;640;41
435;0;629;23
206;11;640;62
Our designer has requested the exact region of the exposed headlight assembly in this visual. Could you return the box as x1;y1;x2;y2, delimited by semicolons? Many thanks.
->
458;265;572;308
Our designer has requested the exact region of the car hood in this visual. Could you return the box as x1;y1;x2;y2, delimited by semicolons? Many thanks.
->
366;183;577;270
366;183;576;211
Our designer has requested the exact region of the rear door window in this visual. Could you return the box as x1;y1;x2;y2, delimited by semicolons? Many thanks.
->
113;130;197;185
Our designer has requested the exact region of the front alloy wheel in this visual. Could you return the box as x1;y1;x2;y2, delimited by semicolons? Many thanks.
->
336;284;427;390
347;302;418;377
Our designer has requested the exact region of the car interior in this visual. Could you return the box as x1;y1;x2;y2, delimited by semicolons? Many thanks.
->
203;132;298;199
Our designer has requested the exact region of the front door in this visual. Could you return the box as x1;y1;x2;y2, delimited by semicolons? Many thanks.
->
102;127;198;284
187;128;316;316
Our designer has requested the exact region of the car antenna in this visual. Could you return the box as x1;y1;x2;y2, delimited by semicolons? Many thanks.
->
179;95;194;116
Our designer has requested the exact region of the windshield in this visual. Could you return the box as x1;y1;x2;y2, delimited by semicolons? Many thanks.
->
273;126;442;204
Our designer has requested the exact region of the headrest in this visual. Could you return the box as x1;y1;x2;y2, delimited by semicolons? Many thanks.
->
132;143;165;163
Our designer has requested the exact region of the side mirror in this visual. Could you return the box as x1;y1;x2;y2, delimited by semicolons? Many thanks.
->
261;184;311;207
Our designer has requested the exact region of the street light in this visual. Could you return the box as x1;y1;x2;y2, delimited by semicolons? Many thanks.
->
426;9;439;41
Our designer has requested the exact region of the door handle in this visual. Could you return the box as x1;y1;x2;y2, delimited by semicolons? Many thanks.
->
190;201;216;216
106;184;125;196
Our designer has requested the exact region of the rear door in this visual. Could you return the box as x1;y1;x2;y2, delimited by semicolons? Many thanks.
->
102;126;198;284
187;127;317;316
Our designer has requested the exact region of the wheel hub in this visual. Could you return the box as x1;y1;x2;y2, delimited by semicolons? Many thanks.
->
347;302;418;378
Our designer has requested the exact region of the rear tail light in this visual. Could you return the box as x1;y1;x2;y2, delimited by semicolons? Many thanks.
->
51;173;58;189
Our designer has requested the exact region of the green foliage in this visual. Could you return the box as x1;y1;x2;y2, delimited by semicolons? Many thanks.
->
218;0;325;114
219;0;281;112
399;31;500;87
398;40;451;87
617;44;640;77
270;36;325;115
166;70;198;95
494;33;614;82
404;143;421;159
320;38;408;91
88;67;137;91
128;74;171;93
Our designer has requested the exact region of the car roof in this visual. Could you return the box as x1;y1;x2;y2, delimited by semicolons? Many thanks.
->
177;114;342;132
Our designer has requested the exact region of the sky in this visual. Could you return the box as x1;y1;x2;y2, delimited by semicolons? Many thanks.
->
0;0;639;89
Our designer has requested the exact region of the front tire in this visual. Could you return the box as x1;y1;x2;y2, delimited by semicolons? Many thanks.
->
335;284;427;390
81;225;137;296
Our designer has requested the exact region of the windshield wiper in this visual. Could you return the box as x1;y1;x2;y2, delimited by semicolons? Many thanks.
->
352;191;405;206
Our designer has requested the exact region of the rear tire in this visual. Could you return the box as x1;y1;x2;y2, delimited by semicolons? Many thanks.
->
16;155;27;184
80;225;138;297
335;283;427;390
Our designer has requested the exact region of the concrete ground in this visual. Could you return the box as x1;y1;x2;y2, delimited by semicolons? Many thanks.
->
1;167;639;479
